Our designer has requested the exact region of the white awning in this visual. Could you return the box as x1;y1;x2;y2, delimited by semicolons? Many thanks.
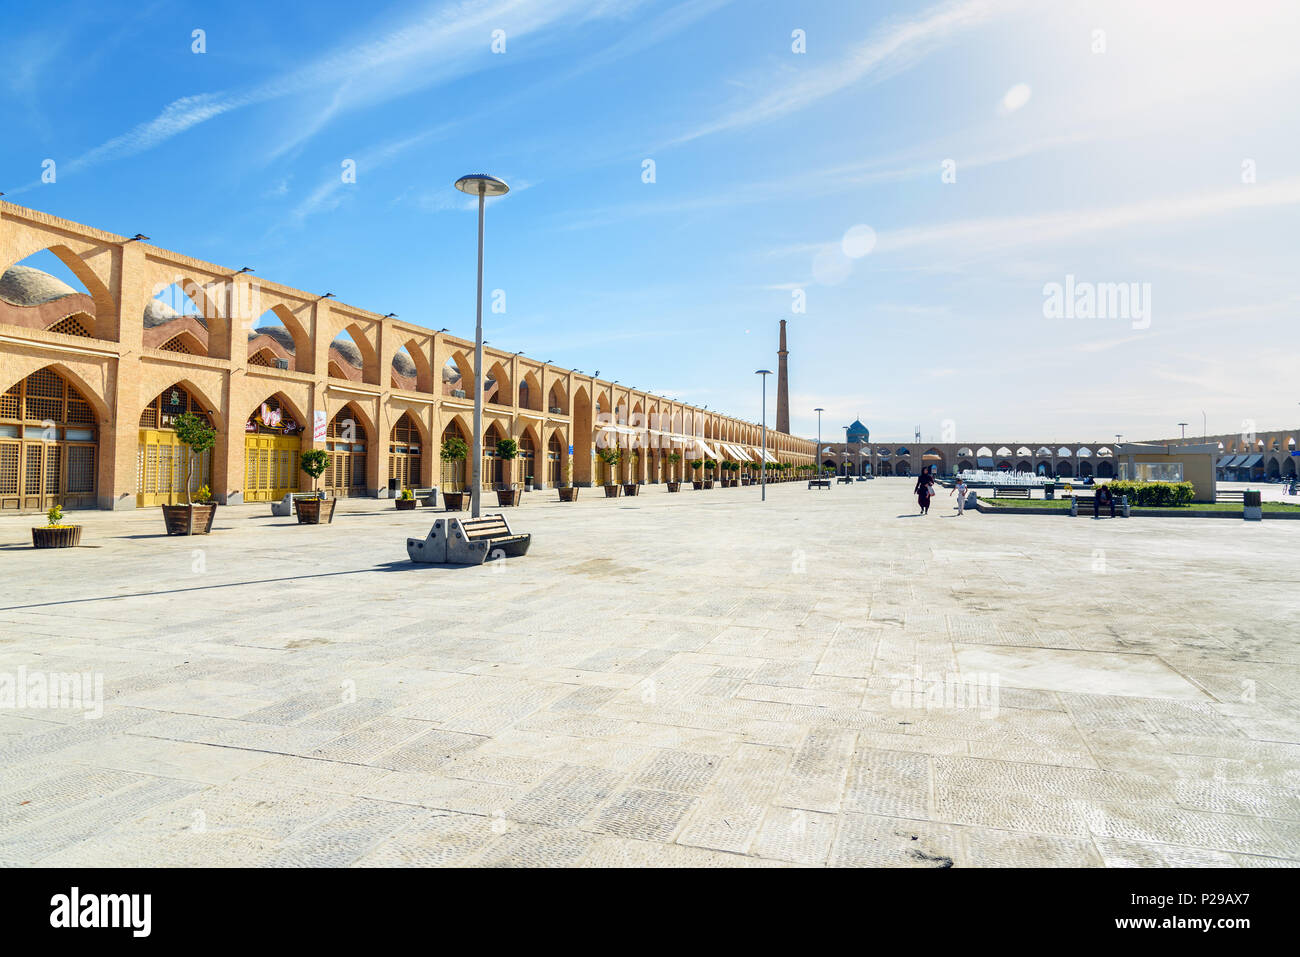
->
762;450;778;464
694;441;717;458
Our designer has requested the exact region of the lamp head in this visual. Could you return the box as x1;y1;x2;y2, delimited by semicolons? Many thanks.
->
454;174;510;197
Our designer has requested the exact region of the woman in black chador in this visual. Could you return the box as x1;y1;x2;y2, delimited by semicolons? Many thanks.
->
914;470;935;515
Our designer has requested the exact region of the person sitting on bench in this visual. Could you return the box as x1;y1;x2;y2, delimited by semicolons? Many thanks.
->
1094;485;1115;518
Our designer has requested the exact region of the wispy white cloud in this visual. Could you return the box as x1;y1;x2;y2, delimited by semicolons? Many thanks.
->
874;176;1300;256
20;0;633;187
668;0;1021;146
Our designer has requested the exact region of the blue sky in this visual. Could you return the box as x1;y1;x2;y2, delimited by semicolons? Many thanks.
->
4;0;1299;443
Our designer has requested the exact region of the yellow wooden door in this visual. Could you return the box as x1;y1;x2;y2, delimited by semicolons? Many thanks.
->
137;429;212;506
244;433;300;501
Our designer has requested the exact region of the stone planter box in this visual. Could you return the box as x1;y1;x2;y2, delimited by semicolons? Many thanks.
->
395;498;417;511
496;488;523;507
162;503;216;536
692;481;703;490
443;492;466;511
666;482;680;492
32;525;82;548
558;486;578;502
702;481;714;489
604;485;620;498
295;497;337;524
622;484;640;497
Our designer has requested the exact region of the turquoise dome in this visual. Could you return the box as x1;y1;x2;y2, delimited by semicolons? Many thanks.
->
846;419;869;443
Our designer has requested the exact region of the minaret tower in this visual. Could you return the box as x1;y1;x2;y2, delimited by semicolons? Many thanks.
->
776;319;790;434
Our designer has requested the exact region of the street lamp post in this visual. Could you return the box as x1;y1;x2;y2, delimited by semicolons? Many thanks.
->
454;174;510;518
756;370;771;500
1178;422;1188;441
814;407;824;476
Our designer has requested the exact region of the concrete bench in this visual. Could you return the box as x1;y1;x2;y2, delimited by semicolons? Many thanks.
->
271;491;328;517
993;487;1031;499
836;475;853;484
406;514;531;565
808;479;831;489
409;487;438;507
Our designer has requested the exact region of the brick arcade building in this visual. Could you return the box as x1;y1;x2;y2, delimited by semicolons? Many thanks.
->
0;203;813;511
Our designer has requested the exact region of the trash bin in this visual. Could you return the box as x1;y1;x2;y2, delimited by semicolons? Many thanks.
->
388;477;400;498
1045;483;1055;500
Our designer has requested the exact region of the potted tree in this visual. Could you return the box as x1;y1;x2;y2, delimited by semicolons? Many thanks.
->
395;488;417;510
496;437;522;506
666;452;682;492
441;435;469;511
702;458;717;489
32;503;81;548
689;458;704;490
161;411;218;535
598;447;622;497
558;457;578;502
623;450;640;497
295;449;336;523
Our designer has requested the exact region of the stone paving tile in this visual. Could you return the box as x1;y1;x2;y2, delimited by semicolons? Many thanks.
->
361;771;520;815
676;744;791;854
773;729;856;813
471;823;601;867
752;807;837;865
268;799;429;867
631;749;721;796
1094;837;1240;867
578;835;788;867
843;748;930;819
829;813;960;868
506;765;624;828
352;811;499;867
588;787;697;842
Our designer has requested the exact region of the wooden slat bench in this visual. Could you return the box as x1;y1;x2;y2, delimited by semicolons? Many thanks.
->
993;487;1031;499
836;475;853;484
271;491;329;517
406;514;531;565
1216;489;1246;503
808;479;831;489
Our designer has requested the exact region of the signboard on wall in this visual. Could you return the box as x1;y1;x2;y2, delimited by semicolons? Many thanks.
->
314;410;327;442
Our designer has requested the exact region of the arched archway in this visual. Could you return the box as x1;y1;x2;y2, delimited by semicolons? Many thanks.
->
0;366;100;510
388;412;426;490
1056;461;1073;478
548;380;568;415
440;417;470;491
324;404;370;497
2;246;116;339
1096;461;1114;479
517;424;540;487
573;387;593;485
137;382;216;506
242;393;304;502
547;429;567;486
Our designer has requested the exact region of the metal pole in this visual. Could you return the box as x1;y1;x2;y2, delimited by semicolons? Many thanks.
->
471;186;486;518
761;378;767;501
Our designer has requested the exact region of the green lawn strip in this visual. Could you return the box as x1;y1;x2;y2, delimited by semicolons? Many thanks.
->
982;498;1300;512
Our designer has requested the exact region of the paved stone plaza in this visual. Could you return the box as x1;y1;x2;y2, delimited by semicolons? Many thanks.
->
1;478;1297;867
